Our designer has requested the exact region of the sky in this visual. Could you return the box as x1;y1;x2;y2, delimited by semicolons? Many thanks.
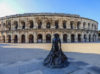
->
0;0;100;29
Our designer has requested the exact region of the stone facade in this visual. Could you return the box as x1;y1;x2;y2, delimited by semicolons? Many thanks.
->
0;13;98;43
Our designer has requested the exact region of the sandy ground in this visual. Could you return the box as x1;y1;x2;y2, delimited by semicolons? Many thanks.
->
0;44;100;74
2;43;100;54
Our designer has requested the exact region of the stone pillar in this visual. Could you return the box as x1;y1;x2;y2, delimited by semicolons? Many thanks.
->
34;32;37;43
67;33;71;43
18;34;21;43
67;21;70;29
43;32;46;43
18;19;21;29
86;34;89;42
34;19;38;29
59;19;63;29
25;32;28;43
81;33;84;42
60;33;63;43
42;20;46;29
75;33;78;42
51;20;55;29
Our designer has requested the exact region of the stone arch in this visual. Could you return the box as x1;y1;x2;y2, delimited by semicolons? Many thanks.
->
55;21;59;29
46;22;51;29
14;35;18;43
46;34;51;43
71;34;75;42
29;34;34;43
77;21;81;29
29;20;34;29
37;34;42;43
54;33;60;38
78;34;81;42
83;22;86;29
70;21;74;29
63;34;67;43
21;21;25;29
14;21;18;30
38;21;42;29
21;34;25;43
7;35;11;43
63;21;66;29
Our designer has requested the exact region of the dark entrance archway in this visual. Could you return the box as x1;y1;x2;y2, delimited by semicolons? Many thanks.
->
71;34;75;42
46;34;51;43
63;34;67;43
37;34;42;43
14;35;18;43
8;35;11;43
29;34;34;43
78;34;81;42
21;35;25;43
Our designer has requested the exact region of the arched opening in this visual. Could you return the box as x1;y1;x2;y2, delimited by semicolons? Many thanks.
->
70;21;74;29
88;23;90;30
83;22;86;29
89;34;91;42
63;34;67;43
55;21;59;29
77;22;80;29
3;36;5;43
78;34;81;42
29;34;34;43
14;21;18;30
46;34;51;43
14;35;18;43
7;35;11;43
71;34;75;42
84;34;87;42
54;33;59;38
29;20;34;28
21;35;25;43
63;21;66;29
37;34;42;43
21;21;25;29
46;22;50;29
38;21;42;29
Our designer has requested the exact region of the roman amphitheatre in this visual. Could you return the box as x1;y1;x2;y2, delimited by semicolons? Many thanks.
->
0;13;98;43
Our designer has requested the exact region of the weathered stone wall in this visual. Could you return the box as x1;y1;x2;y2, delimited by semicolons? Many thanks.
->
0;13;98;43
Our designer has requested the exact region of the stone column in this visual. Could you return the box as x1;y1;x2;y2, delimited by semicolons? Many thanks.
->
25;32;28;43
42;19;46;29
34;32;37;43
67;33;71;43
43;32;46;43
67;21;70;29
60;33;63;43
51;20;55;29
18;19;21;29
59;19;63;29
34;19;38;29
81;33;84;42
75;33;78;42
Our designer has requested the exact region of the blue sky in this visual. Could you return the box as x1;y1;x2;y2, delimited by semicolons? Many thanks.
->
0;0;100;29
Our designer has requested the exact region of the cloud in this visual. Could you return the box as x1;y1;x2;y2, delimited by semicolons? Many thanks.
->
0;2;17;17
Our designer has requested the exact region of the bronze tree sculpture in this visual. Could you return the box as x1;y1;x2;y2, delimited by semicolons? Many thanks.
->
44;34;69;68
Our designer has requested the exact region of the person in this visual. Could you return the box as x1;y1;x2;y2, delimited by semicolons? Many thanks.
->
43;34;69;68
